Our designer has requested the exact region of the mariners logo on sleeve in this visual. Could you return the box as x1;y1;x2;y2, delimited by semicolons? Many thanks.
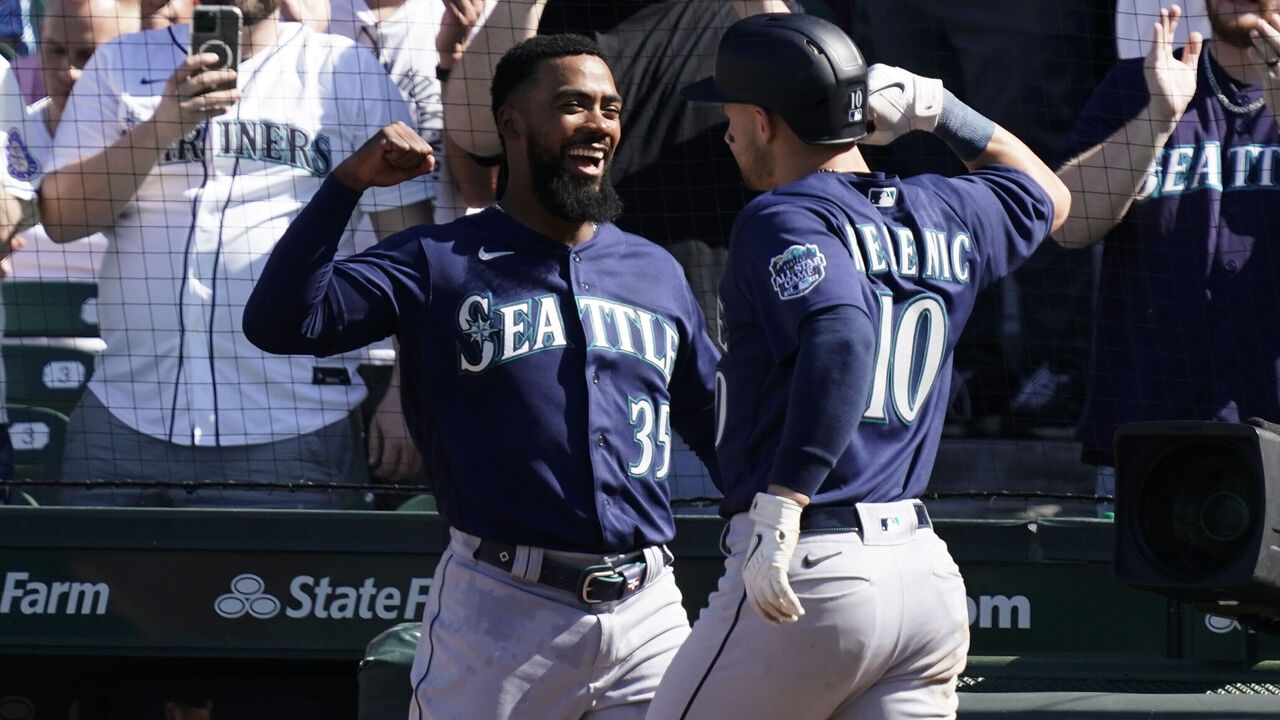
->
6;127;39;181
769;244;827;300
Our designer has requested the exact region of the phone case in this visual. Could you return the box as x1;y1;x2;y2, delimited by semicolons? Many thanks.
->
189;5;242;92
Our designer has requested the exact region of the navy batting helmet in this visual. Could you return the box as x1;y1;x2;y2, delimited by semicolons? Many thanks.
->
682;13;868;145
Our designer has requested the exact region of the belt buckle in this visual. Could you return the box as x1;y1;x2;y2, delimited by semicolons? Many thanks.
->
578;560;646;604
579;564;621;604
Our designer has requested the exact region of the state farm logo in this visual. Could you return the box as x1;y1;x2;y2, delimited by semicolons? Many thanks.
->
215;574;280;619
215;572;432;621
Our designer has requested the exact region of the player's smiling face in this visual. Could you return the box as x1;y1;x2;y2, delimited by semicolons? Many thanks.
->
1208;0;1280;48
517;54;624;223
526;55;621;185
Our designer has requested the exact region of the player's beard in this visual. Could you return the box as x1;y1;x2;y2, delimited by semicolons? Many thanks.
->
734;135;774;192
527;135;623;224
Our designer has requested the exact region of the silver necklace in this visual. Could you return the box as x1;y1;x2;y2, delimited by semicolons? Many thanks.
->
1205;54;1265;114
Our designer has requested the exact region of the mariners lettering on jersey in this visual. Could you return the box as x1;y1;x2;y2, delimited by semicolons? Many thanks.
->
155;119;333;176
456;293;680;381
846;222;972;284
1135;142;1280;201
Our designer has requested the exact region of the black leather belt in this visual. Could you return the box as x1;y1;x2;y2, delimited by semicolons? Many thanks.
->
800;501;931;534
473;541;667;604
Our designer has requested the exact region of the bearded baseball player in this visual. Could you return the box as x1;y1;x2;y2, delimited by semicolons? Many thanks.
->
647;14;1070;720
244;34;719;720
38;0;432;506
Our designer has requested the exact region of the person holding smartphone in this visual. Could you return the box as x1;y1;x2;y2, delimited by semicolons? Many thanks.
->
38;0;432;508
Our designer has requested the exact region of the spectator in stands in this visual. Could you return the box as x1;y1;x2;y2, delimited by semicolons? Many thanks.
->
5;0;139;280
0;54;33;496
140;0;193;29
848;0;1114;437
1054;2;1280;514
328;0;489;225
38;0;431;508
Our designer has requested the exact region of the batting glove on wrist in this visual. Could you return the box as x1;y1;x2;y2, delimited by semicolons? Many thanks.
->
864;63;945;146
743;492;805;624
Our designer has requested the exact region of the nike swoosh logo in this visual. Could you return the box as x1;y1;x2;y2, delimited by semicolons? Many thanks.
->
801;551;841;569
477;247;514;261
874;81;907;96
139;77;169;85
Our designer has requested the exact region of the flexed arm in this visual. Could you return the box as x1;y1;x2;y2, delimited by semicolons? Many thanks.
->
1053;6;1202;248
864;61;1071;236
243;122;434;355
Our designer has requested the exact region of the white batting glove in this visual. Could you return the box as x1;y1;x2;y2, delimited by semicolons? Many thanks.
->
743;492;805;624
864;63;945;146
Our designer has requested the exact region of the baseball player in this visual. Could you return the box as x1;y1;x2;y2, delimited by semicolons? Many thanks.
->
38;0;431;507
243;34;719;719
1055;2;1280;515
650;14;1069;720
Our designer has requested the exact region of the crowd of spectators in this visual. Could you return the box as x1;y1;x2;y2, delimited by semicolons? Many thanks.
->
0;0;1276;518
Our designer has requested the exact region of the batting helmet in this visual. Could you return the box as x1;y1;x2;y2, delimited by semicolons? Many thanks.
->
682;13;868;145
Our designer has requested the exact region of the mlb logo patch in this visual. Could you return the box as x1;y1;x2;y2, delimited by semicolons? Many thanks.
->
849;89;865;123
868;187;897;208
880;515;901;531
769;244;827;300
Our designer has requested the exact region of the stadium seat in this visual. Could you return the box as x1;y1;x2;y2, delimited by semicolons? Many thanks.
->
2;340;97;414
5;404;69;505
1;279;99;338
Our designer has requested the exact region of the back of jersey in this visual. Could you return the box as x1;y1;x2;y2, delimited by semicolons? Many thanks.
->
714;167;1056;516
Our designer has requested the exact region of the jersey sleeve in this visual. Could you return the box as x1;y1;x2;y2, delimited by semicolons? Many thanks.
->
244;175;426;356
729;200;868;362
333;42;433;215
0;57;35;202
918;164;1057;287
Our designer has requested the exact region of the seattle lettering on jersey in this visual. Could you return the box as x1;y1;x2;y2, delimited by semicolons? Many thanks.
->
455;293;680;381
844;221;973;285
1135;142;1280;201
155;120;333;176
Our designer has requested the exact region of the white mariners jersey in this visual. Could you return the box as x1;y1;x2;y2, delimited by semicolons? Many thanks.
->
49;23;430;445
328;0;490;223
6;97;107;279
0;55;35;427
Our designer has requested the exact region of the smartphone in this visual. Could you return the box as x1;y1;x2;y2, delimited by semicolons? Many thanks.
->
189;5;242;92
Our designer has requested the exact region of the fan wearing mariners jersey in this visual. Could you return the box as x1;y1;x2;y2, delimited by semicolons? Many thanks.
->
4;0;140;280
38;0;432;507
0;54;34;493
653;14;1069;720
1055;2;1280;516
244;34;719;719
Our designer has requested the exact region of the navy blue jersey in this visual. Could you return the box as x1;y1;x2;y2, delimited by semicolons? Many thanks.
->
1063;55;1280;466
245;180;719;552
714;169;1055;517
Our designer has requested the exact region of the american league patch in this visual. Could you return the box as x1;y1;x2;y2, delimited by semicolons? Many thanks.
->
769;244;827;300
